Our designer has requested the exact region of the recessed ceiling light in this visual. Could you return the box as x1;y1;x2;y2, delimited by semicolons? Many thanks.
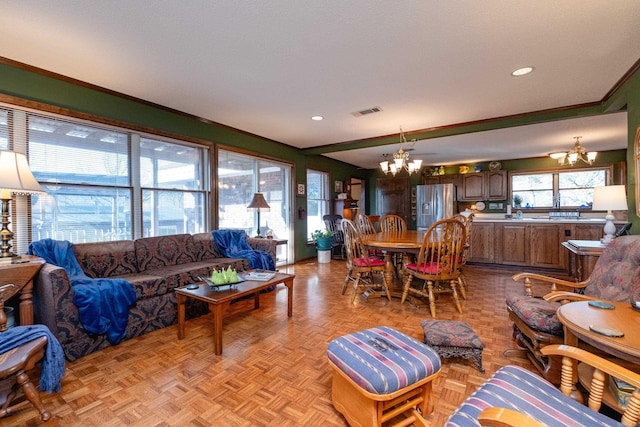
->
311;115;324;121
511;67;534;76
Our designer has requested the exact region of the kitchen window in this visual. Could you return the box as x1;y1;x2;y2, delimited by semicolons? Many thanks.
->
511;168;609;209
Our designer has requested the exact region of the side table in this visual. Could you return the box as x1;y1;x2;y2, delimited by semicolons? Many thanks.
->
0;255;45;326
561;240;605;282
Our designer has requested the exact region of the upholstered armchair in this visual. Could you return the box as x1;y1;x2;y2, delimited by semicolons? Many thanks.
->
504;235;640;383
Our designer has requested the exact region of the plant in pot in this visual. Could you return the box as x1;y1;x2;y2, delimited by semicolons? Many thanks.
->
311;229;334;251
513;194;523;208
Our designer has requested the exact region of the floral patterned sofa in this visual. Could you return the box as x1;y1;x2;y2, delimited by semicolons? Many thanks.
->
33;232;277;361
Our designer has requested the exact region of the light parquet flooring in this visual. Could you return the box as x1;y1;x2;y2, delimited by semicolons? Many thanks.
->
8;261;550;427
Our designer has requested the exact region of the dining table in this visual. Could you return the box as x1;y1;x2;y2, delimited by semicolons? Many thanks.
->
361;230;426;292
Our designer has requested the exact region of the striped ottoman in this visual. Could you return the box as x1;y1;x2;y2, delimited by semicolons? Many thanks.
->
327;326;442;427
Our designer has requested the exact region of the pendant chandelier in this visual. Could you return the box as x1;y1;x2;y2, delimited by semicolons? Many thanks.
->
549;136;597;166
379;127;423;176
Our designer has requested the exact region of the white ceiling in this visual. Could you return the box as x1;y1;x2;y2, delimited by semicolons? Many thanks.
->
1;1;639;169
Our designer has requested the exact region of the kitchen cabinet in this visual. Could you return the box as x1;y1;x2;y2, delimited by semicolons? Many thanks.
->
469;221;608;270
573;224;603;241
491;222;570;269
459;171;507;201
468;223;495;263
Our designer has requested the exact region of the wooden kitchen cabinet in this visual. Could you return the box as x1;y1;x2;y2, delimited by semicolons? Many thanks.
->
573;223;603;241
488;222;570;269
529;223;568;269
459;171;507;201
468;223;495;263
495;223;528;266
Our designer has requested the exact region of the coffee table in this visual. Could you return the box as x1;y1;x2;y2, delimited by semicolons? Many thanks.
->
176;271;295;355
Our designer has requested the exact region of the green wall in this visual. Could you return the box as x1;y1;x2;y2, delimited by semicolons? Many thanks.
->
0;61;360;261
1;59;638;257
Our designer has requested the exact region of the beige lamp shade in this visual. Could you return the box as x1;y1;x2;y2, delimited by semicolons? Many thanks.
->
247;192;270;211
0;151;44;197
592;185;627;212
591;185;627;245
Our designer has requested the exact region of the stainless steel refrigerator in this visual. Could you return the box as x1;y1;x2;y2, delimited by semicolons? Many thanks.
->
416;184;456;230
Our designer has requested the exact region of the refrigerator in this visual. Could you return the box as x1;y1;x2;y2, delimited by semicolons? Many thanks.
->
416;184;456;230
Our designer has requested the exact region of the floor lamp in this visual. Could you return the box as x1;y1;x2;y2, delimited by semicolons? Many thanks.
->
247;192;270;238
591;185;627;245
0;151;45;259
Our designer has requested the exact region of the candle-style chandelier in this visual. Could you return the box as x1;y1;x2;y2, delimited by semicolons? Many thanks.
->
549;136;597;166
379;127;423;176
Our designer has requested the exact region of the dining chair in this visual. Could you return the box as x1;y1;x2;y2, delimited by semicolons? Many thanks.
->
453;212;474;292
401;218;467;318
0;284;52;422
379;214;407;232
323;214;345;259
355;212;376;235
380;214;409;277
341;219;392;303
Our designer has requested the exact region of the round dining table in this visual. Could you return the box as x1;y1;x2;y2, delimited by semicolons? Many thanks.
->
361;230;426;291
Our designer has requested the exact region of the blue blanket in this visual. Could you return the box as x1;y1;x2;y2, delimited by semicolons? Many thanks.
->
28;239;137;344
0;325;65;393
212;229;275;271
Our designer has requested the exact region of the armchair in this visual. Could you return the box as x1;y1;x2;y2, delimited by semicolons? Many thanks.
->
447;345;640;426
504;235;640;383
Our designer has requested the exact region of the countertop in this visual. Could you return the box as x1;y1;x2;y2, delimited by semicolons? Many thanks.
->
471;213;622;224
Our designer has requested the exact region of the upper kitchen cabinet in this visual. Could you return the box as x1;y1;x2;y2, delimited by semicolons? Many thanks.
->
460;171;507;201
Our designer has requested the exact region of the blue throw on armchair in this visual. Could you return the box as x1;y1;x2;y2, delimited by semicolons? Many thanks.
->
212;229;276;271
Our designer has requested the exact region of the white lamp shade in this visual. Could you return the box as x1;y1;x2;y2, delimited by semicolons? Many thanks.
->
592;185;627;211
0;151;44;196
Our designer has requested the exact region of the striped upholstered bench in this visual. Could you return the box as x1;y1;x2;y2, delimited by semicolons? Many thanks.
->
327;326;441;427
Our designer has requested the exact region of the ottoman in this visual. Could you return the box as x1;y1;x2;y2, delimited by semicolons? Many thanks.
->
420;320;485;373
327;326;442;427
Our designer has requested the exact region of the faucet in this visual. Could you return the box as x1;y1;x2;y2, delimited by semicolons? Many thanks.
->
553;193;561;209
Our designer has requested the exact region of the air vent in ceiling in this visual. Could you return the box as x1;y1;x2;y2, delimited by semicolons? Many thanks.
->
351;106;382;117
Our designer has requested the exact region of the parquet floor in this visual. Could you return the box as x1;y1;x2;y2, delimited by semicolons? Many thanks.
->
8;260;550;427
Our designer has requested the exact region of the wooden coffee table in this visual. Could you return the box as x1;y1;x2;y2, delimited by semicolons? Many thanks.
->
176;272;295;355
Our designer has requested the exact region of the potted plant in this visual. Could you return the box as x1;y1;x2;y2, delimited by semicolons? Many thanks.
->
513;194;523;208
312;229;334;251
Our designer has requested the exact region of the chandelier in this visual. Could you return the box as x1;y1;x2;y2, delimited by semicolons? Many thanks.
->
549;136;597;166
379;127;423;176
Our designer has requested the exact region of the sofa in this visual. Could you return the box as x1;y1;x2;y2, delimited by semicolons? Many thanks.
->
33;232;277;361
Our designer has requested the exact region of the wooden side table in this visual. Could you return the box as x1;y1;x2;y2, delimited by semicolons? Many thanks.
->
561;240;605;282
0;255;45;326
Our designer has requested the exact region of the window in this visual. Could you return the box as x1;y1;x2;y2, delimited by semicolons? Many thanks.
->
0;109;9;150
512;168;608;209
140;137;208;236
2;106;209;247
28;114;133;242
217;149;292;243
306;169;330;240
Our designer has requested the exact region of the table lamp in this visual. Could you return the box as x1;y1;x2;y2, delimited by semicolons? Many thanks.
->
247;192;270;238
0;151;45;259
591;185;627;245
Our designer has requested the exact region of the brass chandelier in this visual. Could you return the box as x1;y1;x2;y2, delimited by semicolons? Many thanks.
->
549;136;597;166
379;127;423;176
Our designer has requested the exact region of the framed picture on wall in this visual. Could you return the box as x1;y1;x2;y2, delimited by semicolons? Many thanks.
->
334;180;343;193
297;183;306;196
